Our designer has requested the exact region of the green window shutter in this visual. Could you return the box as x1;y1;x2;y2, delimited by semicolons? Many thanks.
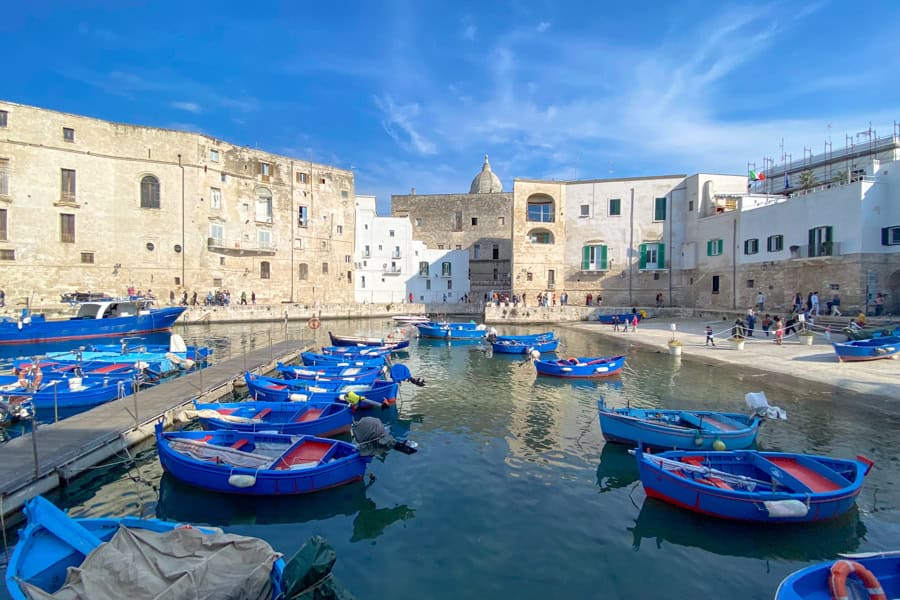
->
639;244;647;269
657;243;665;269
717;239;723;255
883;227;891;246
600;245;608;270
808;228;816;248
825;226;833;242
582;246;591;270
707;240;713;256
655;197;667;220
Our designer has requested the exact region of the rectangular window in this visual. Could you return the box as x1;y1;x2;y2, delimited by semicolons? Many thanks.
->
210;187;221;209
297;172;308;183
320;177;326;184
345;255;351;263
493;268;499;280
415;218;422;226
712;275;720;294
688;200;694;212
547;269;556;286
257;229;272;249
746;279;755;288
581;245;608;271
881;226;900;246
256;198;272;223
808;226;834;257
609;198;621;216
322;262;329;274
447;279;453;290
471;217;478;226
336;224;343;235
454;211;462;231
654;197;667;221
441;262;452;277
767;235;784;252
0;208;7;241
363;245;370;257
473;244;480;259
580;204;590;217
426;280;431;290
81;251;94;264
298;206;308;227
60;168;76;201
526;272;533;282
63;127;75;142
389;230;395;237
0;249;15;260
707;239;724;256
260;261;271;279
527;202;554;222
492;243;499;260
299;263;308;280
419;261;429;276
455;245;461;250
529;231;552;244
0;158;8;195
743;238;759;255
209;223;224;244
259;162;271;180
438;244;444;249
639;242;666;269
221;173;227;183
341;190;349;199
60;213;75;243
209;149;219;162
0;110;7;127
213;277;223;287
498;216;505;226
219;257;225;265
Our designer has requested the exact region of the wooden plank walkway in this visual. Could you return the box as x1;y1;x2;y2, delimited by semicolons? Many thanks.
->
0;340;308;516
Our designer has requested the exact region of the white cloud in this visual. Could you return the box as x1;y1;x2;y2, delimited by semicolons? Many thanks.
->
170;101;202;114
374;95;437;155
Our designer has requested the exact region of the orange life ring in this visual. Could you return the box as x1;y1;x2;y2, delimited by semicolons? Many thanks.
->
307;317;321;330
829;560;886;600
17;367;26;389
567;357;579;365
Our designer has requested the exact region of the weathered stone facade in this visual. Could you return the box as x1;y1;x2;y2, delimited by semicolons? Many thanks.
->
0;100;355;307
391;193;512;298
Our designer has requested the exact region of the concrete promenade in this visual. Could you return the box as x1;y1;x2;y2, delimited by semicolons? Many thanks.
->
565;317;900;408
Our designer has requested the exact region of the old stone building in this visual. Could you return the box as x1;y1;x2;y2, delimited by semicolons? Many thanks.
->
0;100;355;307
391;155;513;298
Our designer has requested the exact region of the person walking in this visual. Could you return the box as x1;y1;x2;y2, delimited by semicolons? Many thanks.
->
755;290;766;313
631;313;639;331
705;325;716;346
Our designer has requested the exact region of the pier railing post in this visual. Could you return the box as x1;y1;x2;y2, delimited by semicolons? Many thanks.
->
30;417;39;478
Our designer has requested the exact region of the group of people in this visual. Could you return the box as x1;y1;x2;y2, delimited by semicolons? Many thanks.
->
169;289;256;306
585;293;602;306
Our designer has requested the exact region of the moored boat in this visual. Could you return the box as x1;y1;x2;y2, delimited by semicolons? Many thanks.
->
300;350;386;368
193;399;352;437
491;337;560;354
0;300;185;346
635;447;873;523
832;336;900;362
597;312;642;325
156;423;371;495
328;331;410;349
774;551;900;599
245;371;399;405
415;321;487;339
534;355;625;378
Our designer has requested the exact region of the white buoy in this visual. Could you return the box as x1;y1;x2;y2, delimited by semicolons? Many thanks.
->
228;474;256;488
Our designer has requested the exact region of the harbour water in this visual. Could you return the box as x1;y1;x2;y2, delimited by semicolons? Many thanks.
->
2;319;898;599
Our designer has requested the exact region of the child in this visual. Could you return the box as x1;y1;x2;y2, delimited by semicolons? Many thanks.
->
774;316;784;345
631;314;639;331
705;325;715;347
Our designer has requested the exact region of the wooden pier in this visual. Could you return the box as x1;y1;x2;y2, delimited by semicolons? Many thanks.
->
0;340;308;518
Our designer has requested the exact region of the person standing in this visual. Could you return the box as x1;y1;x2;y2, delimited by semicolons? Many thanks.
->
774;316;784;345
631;313;639;331
761;314;772;337
251;291;256;304
746;308;756;337
794;292;803;314
612;315;620;332
0;288;5;308
241;291;248;305
705;325;715;346
811;291;820;316
755;290;766;313
586;293;593;306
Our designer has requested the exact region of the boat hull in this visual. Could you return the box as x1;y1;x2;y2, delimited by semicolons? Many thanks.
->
597;313;640;325
328;331;409;349
598;405;761;450
774;552;900;599
832;336;900;362
535;355;625;378
0;306;185;345
492;338;559;354
195;400;352;437
244;373;398;406
636;448;870;523
415;322;486;339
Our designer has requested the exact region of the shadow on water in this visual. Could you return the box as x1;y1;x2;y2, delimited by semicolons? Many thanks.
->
629;497;867;561
156;474;414;542
595;443;640;493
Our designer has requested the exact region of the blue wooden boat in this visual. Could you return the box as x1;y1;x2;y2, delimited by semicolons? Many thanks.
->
492;337;560;354
244;372;398;407
775;551;900;599
534;355;625;378
415;321;487;340
597;400;763;450
5;495;287;600
597;313;641;325
275;362;382;384
493;331;555;342
194;399;352;437
320;345;393;359
0;375;128;409
832;336;900;362
635;447;874;523
328;331;410;349
156;423;371;495
0;300;185;346
300;351;386;368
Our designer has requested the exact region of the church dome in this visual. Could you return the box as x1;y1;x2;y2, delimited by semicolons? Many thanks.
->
469;154;503;194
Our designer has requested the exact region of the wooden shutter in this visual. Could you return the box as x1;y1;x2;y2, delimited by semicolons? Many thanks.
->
707;240;713;256
639;244;647;269
600;245;608;270
717;239;723;255
657;244;665;269
582;246;591;270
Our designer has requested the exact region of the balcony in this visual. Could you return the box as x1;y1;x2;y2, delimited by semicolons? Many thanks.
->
383;265;402;275
789;241;842;259
392;251;402;259
207;237;277;256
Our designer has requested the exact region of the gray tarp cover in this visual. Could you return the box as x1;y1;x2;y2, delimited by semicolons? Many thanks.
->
20;525;280;600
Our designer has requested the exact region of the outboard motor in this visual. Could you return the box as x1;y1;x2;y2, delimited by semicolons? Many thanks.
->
353;417;418;456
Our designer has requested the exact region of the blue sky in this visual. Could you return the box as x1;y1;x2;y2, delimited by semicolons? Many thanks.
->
5;1;900;212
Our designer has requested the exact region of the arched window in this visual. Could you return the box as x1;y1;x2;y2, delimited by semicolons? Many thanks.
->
528;228;554;244
526;194;554;222
140;175;160;209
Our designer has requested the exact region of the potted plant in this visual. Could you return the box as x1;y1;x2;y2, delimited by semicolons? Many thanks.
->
667;324;682;355
729;336;746;350
798;329;815;346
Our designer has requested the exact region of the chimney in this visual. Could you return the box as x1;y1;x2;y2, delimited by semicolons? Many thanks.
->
411;187;416;195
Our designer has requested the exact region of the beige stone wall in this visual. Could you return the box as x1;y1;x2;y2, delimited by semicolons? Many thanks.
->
0;100;354;306
511;180;567;301
391;192;513;296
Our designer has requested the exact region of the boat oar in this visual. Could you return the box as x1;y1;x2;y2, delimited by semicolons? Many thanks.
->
641;453;781;490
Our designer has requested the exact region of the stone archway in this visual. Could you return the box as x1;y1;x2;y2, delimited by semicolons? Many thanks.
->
886;269;900;316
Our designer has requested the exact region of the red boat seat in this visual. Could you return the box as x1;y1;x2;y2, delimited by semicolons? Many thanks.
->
255;408;272;420
274;440;332;469
198;434;213;443
697;477;734;490
295;408;324;422
230;439;249;450
681;456;706;466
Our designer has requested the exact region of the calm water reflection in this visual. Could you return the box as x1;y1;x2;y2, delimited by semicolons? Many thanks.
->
3;318;898;600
